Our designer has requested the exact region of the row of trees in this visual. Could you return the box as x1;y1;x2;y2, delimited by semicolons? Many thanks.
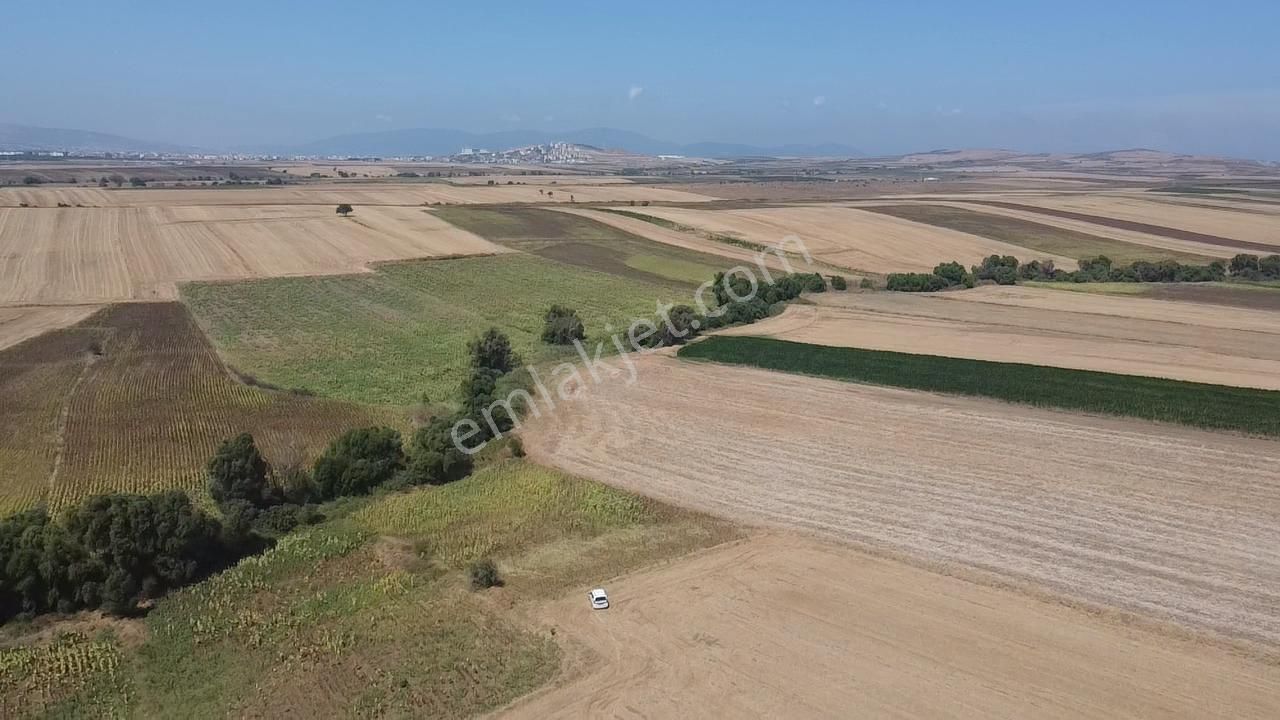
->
887;251;1279;293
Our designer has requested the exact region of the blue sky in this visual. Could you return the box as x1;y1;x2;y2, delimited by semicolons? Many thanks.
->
4;1;1278;158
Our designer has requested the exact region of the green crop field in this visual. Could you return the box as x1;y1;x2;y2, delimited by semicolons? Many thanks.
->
1;460;736;717
679;336;1280;436
434;206;729;287
862;204;1219;265
183;253;686;406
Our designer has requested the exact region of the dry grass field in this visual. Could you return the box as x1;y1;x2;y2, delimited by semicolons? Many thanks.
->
716;286;1280;389
0;303;397;514
522;353;1280;653
629;205;1079;274
504;534;1280;719
0;205;505;304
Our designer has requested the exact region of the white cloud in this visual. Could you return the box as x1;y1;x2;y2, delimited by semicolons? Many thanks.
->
628;85;644;101
813;95;826;106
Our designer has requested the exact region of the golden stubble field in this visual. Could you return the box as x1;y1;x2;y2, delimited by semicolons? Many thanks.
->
0;204;508;305
626;204;1080;274
717;285;1280;389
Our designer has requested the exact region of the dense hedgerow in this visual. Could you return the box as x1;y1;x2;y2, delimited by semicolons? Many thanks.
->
679;336;1280;436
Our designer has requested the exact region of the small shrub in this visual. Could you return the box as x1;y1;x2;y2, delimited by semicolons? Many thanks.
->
541;305;586;345
859;277;874;289
509;436;525;458
829;275;848;291
468;559;503;590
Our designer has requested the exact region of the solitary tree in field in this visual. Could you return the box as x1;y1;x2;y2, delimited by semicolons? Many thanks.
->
336;203;354;217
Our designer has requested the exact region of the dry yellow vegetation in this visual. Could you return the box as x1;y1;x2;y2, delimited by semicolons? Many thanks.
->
633;205;1079;274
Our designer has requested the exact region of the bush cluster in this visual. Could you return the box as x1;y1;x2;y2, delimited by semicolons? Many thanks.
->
0;492;244;622
541;305;586;345
1228;253;1280;281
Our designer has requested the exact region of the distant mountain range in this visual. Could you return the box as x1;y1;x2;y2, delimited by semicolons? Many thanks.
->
0;123;196;154
0;122;863;159
280;127;865;159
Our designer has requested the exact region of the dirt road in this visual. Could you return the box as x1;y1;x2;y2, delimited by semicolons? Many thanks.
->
521;354;1280;652
501;535;1280;719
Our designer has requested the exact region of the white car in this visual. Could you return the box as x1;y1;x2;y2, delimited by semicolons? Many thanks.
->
589;587;610;610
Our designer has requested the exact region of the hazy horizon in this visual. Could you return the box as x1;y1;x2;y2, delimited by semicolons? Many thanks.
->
4;1;1279;160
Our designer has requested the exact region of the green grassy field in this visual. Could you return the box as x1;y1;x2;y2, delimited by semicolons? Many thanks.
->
434;206;730;287
679;336;1280;436
0;460;737;718
183;254;683;406
862;204;1219;265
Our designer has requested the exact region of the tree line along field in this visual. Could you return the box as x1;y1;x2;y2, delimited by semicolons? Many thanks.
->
0;302;398;515
182;252;686;406
0;460;735;717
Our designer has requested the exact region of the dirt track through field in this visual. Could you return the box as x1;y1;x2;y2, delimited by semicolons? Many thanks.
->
717;286;1280;389
501;535;1280;719
521;354;1280;653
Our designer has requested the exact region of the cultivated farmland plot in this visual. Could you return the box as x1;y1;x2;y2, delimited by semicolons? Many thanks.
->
0;303;397;514
0;205;506;305
629;205;1079;274
718;285;1280;389
521;353;1280;655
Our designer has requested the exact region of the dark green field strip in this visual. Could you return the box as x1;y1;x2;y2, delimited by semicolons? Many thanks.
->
678;336;1280;436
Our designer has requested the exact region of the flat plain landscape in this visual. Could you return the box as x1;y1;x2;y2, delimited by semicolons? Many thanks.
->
4;152;1280;718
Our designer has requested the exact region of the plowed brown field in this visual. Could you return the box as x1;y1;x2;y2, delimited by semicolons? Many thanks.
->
521;354;1280;653
0;305;101;350
503;535;1280;719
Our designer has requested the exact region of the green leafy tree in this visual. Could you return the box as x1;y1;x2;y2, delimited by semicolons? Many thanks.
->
312;427;405;499
207;433;278;508
542;305;586;345
336;203;354;216
468;328;520;374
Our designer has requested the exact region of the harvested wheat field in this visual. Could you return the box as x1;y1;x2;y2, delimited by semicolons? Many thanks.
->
0;182;713;209
978;194;1280;250
716;286;1280;389
504;534;1280;719
552;207;798;271
0;305;101;350
521;353;1280;653
631;205;1078;274
0;205;505;304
